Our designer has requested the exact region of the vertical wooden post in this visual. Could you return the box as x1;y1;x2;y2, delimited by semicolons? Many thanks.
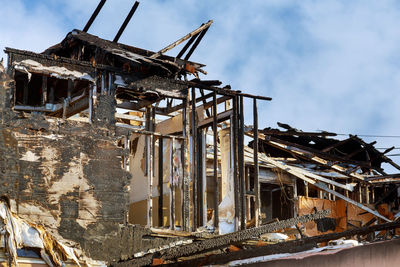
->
158;137;164;227
305;182;309;198
245;166;251;221
89;86;93;123
147;132;154;227
191;87;198;230
253;98;260;227
41;76;47;106
232;95;240;230
371;187;375;203
101;73;105;95
197;128;204;226
169;138;175;230
213;92;219;228
68;79;73;99
332;185;336;200
293;178;298;218
239;96;245;229
201;130;207;226
182;96;190;231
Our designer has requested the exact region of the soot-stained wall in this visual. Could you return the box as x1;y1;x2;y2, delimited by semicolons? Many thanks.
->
0;65;138;262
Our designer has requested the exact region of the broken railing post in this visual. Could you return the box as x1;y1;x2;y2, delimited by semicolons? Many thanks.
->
253;98;260;227
83;0;107;32
213;91;219;228
113;1;140;43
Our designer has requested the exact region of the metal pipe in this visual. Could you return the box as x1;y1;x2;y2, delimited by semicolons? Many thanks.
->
83;0;107;32
113;1;140;43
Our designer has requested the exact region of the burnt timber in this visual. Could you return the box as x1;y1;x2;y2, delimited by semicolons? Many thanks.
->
1;1;400;266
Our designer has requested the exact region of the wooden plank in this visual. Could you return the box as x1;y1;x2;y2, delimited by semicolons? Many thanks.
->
158;137;164;227
198;109;232;129
267;139;366;181
232;96;239;231
213;92;219;228
238;96;245;230
182;97;190;231
253;99;260;227
150;20;213;59
285;164;354;191
260;156;391;222
191;87;198;231
169;138;175;230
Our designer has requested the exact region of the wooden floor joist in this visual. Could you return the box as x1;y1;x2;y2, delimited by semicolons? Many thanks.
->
168;220;400;266
260;156;391;222
115;210;330;267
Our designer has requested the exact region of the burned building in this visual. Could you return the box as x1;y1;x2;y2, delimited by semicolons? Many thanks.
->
1;1;400;266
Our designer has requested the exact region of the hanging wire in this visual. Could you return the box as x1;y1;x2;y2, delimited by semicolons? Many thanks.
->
335;133;400;138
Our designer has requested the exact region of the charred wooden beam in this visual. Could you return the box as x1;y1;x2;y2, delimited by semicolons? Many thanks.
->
253;98;260;227
182;98;190;231
238;95;245;229
197;128;204;226
232;96;240;230
113;1;140;43
259;155;391;222
345;141;377;159
213;91;219;228
41;76;47;105
169;138;176;230
191;87;198;230
150;20;213;59
199;89;211;117
158;137;164;227
321;137;353;152
263;129;337;138
176;32;201;59
168;220;400;266
165;92;213;114
184;27;209;61
198;109;232;129
83;0;107;32
119;210;329;266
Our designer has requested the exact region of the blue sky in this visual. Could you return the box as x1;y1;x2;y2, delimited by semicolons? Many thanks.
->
1;0;400;170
